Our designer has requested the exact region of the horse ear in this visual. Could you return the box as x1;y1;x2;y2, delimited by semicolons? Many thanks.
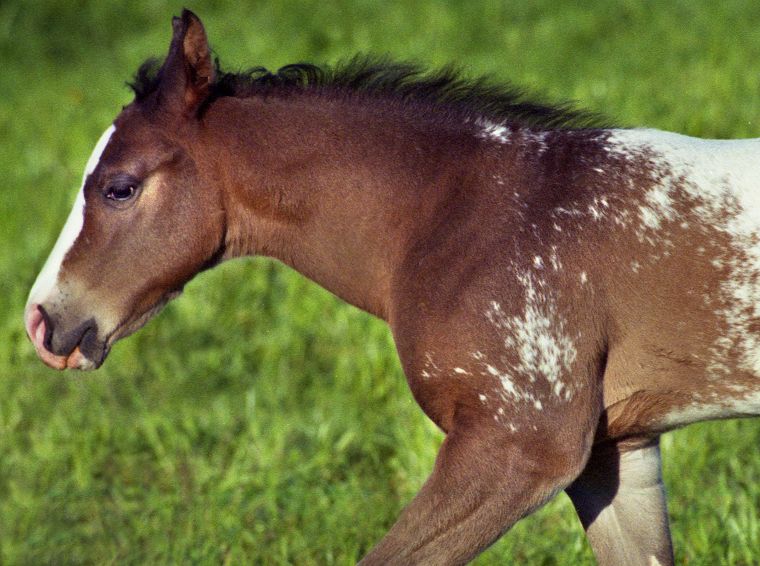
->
159;9;214;116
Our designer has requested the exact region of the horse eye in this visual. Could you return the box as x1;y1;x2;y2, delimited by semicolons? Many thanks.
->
105;184;136;201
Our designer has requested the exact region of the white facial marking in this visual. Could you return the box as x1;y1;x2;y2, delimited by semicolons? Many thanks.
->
27;125;116;306
579;271;588;285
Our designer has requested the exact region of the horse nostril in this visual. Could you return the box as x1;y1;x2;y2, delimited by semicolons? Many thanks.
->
37;304;56;352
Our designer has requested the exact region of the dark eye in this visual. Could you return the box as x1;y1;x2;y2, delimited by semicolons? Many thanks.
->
106;184;136;201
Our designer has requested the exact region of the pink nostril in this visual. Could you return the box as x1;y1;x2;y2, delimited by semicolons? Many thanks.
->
34;312;46;349
25;304;64;370
25;303;53;357
25;304;44;345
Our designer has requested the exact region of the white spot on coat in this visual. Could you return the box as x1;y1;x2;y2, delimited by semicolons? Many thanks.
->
588;204;604;220
638;181;676;233
549;246;562;271
476;119;510;143
479;272;578;419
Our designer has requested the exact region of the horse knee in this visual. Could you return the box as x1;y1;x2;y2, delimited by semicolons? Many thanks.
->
518;427;595;490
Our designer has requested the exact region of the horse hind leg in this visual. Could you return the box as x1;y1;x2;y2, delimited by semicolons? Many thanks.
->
565;438;674;566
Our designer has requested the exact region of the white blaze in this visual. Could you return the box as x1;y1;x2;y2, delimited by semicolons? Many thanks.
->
27;125;116;306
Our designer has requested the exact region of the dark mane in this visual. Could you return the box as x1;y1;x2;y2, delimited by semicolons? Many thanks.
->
129;55;609;129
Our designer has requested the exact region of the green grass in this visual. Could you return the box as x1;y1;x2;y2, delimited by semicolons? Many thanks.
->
1;1;760;563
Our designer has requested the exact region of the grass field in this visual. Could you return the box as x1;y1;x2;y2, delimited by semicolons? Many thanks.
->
2;1;760;564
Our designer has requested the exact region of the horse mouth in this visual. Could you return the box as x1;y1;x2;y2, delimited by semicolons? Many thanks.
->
25;289;182;371
25;306;101;370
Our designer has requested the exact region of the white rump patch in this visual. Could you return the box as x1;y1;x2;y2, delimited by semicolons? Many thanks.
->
608;129;760;376
27;125;116;306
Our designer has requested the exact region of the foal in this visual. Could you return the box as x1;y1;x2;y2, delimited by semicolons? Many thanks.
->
25;10;760;565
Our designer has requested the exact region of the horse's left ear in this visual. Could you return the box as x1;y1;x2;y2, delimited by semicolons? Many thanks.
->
159;9;214;116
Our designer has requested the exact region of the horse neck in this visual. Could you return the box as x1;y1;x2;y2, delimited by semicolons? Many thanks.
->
201;94;476;319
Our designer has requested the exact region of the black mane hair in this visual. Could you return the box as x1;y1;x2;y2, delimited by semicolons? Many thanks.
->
129;55;609;129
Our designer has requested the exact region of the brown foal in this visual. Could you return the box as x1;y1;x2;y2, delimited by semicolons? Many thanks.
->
25;10;760;565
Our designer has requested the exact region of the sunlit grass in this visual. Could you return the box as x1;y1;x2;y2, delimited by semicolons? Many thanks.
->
2;1;759;563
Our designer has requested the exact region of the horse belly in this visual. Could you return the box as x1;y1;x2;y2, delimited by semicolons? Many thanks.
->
601;251;760;438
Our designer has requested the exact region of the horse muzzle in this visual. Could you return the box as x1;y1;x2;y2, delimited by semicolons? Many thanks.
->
24;303;106;370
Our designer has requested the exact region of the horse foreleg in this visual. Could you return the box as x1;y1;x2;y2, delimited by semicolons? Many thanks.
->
359;424;590;565
566;438;674;566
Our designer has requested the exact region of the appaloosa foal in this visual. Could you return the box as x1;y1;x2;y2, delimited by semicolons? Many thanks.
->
24;9;760;565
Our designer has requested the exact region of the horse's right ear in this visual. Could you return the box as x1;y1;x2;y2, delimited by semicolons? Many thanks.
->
158;9;214;116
